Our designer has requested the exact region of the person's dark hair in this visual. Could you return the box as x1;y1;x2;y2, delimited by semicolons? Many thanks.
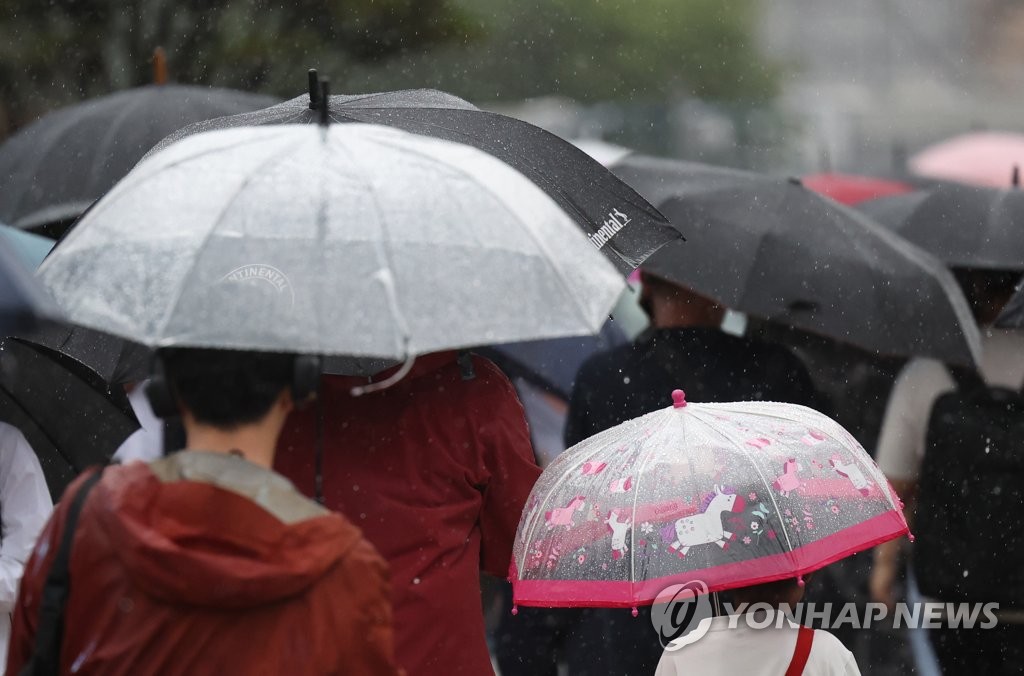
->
952;267;1020;325
160;348;296;428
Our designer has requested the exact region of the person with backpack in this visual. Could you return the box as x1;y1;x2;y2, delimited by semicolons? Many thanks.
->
870;268;1024;674
655;575;862;676
6;348;401;676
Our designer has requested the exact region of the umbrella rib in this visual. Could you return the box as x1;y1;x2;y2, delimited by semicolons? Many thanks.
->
153;138;303;344
0;385;84;473
326;135;411;357
627;413;673;593
362;130;600;337
686;406;796;554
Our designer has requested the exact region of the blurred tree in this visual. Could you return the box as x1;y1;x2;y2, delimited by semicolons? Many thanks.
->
0;0;474;133
0;0;776;136
344;0;778;104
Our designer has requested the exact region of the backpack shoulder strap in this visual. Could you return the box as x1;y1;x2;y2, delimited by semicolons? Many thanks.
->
945;365;989;396
20;468;104;676
784;625;814;676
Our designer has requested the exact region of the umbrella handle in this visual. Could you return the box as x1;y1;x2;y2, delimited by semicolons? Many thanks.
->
349;354;416;397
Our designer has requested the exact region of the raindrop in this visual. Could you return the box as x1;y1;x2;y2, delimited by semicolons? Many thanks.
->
623;376;631;385
962;570;969;578
413;577;421;585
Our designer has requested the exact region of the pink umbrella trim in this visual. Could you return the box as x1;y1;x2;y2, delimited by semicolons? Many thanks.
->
511;511;908;608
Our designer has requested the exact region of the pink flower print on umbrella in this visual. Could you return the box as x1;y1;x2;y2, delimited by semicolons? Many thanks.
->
666;485;746;558
608;476;633;493
830;454;873;496
581;461;607;475
771;458;801;496
545;496;587;528
606;510;631;560
511;394;909;611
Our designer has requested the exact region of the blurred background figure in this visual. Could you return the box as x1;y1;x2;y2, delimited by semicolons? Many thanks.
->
0;422;51;667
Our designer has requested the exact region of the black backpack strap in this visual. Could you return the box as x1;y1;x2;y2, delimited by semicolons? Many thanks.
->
20;468;104;676
945;365;989;397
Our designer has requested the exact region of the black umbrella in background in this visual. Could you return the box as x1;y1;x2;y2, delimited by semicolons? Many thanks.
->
149;71;680;275
609;154;982;365
0;234;60;334
859;180;1024;271
0;338;138;499
0;84;279;236
996;278;1024;328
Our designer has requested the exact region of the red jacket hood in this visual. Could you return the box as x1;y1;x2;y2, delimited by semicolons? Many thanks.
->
93;453;364;609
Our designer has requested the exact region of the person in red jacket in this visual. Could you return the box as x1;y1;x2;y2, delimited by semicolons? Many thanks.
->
8;348;400;676
276;352;542;675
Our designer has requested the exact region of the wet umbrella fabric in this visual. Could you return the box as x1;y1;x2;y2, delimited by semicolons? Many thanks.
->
611;155;981;366
0;85;279;233
38;124;626;357
150;89;680;274
0;338;138;499
0;224;54;269
511;393;909;608
859;185;1024;271
801;172;913;206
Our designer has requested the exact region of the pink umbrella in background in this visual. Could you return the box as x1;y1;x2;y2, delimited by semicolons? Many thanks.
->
510;390;910;612
802;172;913;206
909;131;1024;188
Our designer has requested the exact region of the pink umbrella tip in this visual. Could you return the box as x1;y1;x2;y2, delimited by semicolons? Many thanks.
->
907;532;916;543
797;575;805;587
672;389;687;408
511;605;519;616
632;607;639;617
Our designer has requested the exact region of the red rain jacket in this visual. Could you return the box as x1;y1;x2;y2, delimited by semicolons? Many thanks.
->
276;353;541;675
7;452;399;676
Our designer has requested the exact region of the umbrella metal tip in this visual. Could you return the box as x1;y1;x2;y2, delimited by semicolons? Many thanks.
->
672;389;687;408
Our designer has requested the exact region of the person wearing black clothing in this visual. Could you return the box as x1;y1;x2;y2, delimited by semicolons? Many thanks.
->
495;272;822;675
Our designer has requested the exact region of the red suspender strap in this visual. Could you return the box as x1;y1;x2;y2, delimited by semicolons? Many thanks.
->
784;625;814;676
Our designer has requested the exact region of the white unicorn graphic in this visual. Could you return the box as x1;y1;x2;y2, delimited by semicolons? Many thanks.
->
830;454;872;496
667;486;746;557
606;510;631;560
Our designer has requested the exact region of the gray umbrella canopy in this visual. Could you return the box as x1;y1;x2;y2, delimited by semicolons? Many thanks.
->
38;124;625;358
859;185;1024;271
610;155;981;365
996;279;1024;328
0;85;279;234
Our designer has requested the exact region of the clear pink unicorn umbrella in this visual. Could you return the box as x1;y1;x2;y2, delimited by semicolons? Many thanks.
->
510;390;910;614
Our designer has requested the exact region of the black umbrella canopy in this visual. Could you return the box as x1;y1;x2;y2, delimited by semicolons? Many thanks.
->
19;322;151;384
611;154;981;365
150;82;680;275
0;338;138;499
860;184;1024;271
0;84;279;235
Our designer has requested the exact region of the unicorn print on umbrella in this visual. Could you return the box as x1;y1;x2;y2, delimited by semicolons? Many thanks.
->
665;485;746;557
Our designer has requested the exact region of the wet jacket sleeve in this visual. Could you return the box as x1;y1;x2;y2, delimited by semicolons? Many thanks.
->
336;538;404;676
0;427;53;615
475;360;542;578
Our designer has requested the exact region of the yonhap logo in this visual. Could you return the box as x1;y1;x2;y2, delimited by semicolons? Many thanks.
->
651;580;714;651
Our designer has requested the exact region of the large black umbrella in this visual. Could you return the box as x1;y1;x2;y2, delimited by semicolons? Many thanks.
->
150;76;679;274
859;184;1024;271
610;154;981;365
20;322;151;384
0;338;138;498
0;84;279;235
